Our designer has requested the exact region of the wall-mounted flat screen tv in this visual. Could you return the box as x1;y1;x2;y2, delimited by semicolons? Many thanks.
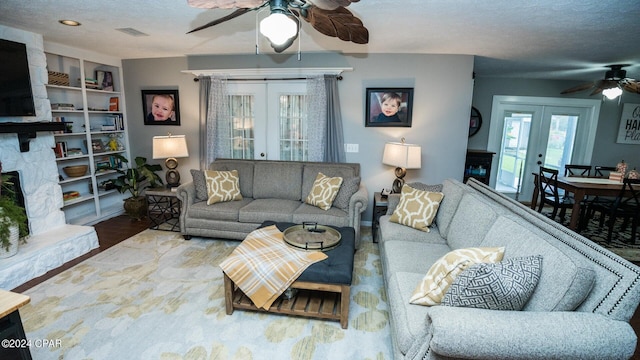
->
0;38;36;117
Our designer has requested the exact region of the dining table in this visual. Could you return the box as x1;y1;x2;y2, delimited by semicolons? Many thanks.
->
530;174;626;231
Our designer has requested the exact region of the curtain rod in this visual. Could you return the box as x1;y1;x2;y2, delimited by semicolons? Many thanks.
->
193;76;342;82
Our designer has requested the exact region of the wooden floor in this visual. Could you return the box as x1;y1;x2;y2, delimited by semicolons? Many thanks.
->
11;215;640;358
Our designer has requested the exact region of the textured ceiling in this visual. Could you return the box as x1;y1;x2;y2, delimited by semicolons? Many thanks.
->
1;0;639;81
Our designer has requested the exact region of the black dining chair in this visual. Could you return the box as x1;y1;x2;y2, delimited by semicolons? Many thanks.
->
582;166;619;227
594;166;617;177
564;164;592;177
600;178;640;244
537;166;575;223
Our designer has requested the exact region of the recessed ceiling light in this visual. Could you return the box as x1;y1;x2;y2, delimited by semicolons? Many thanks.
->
59;20;81;26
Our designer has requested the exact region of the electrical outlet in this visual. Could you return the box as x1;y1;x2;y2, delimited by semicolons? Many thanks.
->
344;143;359;153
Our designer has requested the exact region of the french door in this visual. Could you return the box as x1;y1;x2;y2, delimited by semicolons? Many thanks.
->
225;81;308;160
488;96;601;201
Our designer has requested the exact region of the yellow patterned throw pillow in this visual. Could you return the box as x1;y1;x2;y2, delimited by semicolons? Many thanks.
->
305;172;343;210
389;184;444;232
204;170;242;205
409;247;505;306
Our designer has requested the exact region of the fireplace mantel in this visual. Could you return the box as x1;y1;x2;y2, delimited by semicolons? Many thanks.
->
0;122;66;152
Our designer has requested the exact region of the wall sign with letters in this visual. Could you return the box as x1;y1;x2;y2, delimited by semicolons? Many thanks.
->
616;103;640;144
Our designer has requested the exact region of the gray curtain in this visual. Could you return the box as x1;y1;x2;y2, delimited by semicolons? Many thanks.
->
324;75;346;162
198;76;211;170
306;76;326;162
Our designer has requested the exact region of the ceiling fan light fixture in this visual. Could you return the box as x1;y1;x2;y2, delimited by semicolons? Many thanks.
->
260;12;298;46
603;86;623;100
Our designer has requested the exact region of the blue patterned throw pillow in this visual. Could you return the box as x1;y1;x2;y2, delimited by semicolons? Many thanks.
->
442;255;542;310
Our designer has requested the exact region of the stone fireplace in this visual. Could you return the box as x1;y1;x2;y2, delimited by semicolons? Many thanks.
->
0;26;99;290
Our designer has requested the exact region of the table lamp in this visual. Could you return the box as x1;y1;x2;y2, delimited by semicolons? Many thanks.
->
152;134;189;188
382;138;421;193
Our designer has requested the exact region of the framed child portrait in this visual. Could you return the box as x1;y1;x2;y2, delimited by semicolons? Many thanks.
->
365;88;414;127
142;89;181;126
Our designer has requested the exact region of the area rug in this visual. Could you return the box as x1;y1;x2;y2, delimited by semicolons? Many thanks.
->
545;209;640;263
21;229;392;359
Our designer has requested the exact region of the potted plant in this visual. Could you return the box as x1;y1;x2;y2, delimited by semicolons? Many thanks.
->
0;163;28;258
109;155;163;220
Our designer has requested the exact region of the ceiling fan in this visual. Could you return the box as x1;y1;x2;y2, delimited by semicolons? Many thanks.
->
186;0;369;53
560;64;640;99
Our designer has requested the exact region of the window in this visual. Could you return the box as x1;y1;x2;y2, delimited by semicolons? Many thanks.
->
221;82;308;160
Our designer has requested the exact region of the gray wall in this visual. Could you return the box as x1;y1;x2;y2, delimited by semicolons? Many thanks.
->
122;53;475;222
469;77;640;168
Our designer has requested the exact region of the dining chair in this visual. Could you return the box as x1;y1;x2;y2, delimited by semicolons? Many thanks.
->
583;166;619;227
594;166;617;177
601;178;640;244
562;164;592;209
564;164;592;177
537;166;575;223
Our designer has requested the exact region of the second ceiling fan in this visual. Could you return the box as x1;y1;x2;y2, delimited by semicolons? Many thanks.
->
561;64;640;99
187;0;369;52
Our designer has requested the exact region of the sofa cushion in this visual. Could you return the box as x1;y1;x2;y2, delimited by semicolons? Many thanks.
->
386;271;434;355
304;172;343;210
381;241;451;284
332;176;361;211
190;169;208;201
238;199;301;223
187;198;253;222
210;159;255;198
292;203;349;228
434;179;468;238
253;162;303;200
409;247;505;306
204;170;243;205
301;163;358;200
389;184;444;232
378;215;447;245
480;216;595;311
446;193;500;250
443;255;542;310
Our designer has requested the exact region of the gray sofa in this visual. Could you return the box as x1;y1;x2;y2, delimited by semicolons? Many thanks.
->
176;159;368;248
377;178;640;360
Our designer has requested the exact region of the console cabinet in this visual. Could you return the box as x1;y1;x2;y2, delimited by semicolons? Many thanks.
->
464;150;495;185
45;49;130;225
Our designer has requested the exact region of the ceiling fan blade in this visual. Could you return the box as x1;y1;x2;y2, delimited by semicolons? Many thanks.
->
304;6;368;44
560;82;594;95
187;8;252;34
588;79;619;96
307;0;360;10
186;0;265;9
621;79;640;94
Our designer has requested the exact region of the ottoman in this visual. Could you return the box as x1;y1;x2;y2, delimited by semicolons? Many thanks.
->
224;221;355;328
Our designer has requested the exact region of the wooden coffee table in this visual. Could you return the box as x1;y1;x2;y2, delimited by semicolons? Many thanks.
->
223;222;355;329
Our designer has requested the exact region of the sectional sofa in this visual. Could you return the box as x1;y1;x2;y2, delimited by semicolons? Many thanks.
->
176;159;368;248
377;178;640;359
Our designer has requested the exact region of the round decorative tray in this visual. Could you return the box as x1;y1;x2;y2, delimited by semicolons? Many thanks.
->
283;223;341;251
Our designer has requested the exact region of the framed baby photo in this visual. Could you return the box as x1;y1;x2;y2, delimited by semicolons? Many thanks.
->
365;88;414;127
142;89;181;126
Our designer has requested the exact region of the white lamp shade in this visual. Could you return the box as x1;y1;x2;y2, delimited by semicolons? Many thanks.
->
382;142;421;169
152;135;189;159
260;12;298;45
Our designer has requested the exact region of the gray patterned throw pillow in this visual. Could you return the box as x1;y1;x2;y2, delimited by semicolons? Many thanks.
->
442;255;542;310
333;176;360;210
190;169;208;201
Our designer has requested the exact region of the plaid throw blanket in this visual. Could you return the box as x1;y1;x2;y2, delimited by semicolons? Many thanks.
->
219;225;328;310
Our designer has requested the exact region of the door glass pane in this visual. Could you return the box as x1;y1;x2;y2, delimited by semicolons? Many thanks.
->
496;112;532;193
279;94;308;161
228;95;255;159
543;114;578;171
